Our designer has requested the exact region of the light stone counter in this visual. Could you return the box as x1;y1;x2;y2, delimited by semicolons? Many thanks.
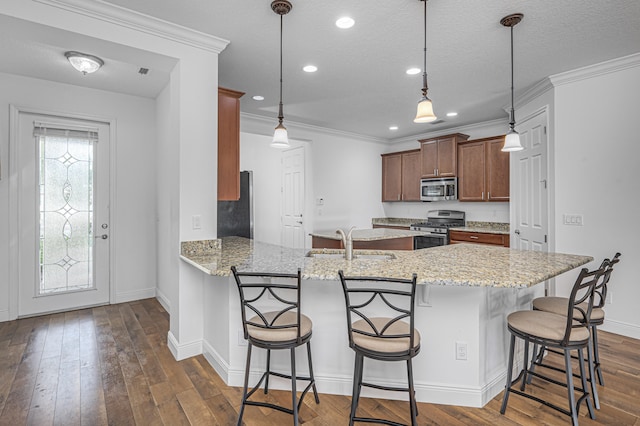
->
454;221;510;235
180;236;592;288
371;217;423;228
309;228;428;241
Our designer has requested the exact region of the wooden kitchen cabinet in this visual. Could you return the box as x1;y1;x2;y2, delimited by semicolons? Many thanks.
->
419;133;469;178
218;87;244;201
449;230;510;247
381;149;421;202
457;135;510;202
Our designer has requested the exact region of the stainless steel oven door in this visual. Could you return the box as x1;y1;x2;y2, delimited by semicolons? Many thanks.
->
414;233;447;249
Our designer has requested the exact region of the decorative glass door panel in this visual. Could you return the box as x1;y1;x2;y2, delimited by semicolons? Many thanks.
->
39;132;95;295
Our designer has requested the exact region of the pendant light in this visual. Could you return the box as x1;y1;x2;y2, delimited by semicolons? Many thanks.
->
414;0;437;123
500;13;524;152
271;0;292;148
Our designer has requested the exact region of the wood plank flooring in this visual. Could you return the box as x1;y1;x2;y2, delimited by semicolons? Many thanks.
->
1;298;638;425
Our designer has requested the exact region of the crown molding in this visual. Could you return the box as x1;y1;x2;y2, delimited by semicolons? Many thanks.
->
389;118;509;145
512;78;554;111
549;51;640;87
34;0;230;54
240;112;388;145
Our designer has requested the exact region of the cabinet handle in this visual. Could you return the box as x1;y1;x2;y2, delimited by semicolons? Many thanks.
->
398;194;401;200
469;236;479;239
436;168;439;176
433;168;436;176
488;191;491;200
481;192;484;200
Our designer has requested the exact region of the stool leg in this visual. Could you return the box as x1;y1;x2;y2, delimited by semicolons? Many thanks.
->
237;343;253;426
407;358;418;426
587;333;600;410
520;338;530;391
578;347;595;419
564;349;579;426
290;347;299;426
592;325;605;386
306;341;320;404
500;334;516;414
264;349;271;394
349;353;364;426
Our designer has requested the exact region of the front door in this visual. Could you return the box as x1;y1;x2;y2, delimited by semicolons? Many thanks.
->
281;146;305;248
16;112;110;317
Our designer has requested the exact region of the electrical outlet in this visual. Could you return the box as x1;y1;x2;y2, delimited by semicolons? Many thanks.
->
456;341;467;360
192;214;202;230
606;291;613;305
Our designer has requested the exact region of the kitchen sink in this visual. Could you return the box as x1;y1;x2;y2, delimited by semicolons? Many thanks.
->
305;249;396;260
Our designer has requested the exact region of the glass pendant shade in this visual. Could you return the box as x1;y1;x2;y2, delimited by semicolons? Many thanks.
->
502;129;523;152
414;97;437;123
65;52;103;75
271;123;290;148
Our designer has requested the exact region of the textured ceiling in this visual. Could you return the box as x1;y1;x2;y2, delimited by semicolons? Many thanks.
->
2;1;639;141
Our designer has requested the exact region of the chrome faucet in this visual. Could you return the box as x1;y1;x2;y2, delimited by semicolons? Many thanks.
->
336;226;356;260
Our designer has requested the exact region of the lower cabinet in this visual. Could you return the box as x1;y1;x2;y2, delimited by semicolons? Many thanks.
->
449;230;510;247
311;236;415;251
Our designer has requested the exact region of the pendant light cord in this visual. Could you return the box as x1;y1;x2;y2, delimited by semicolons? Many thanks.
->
421;0;428;97
509;24;515;128
278;13;284;124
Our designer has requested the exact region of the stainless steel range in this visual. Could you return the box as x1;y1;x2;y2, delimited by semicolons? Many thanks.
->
410;210;466;249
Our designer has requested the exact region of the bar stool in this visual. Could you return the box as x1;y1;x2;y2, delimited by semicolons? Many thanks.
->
529;253;620;409
338;270;420;426
500;264;607;426
231;266;320;426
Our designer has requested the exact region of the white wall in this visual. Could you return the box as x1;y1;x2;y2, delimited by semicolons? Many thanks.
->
0;72;157;319
552;57;640;337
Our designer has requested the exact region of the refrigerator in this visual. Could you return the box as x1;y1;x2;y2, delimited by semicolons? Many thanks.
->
217;170;254;239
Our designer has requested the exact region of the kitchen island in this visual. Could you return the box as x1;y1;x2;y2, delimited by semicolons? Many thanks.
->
178;237;592;407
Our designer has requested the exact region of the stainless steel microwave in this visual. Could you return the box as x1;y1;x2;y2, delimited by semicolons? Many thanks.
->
420;177;457;201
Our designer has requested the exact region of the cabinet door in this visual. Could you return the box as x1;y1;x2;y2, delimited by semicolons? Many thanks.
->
458;141;485;201
218;87;244;200
420;140;438;178
486;138;510;201
436;137;457;177
401;150;422;201
382;153;402;201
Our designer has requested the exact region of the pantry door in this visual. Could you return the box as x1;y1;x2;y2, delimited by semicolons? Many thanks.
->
16;111;111;317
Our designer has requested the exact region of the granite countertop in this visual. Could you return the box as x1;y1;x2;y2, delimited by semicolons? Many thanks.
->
310;228;428;241
371;217;423;228
453;221;510;235
180;237;593;289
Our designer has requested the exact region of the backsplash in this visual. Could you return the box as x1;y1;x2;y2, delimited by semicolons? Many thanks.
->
382;200;510;223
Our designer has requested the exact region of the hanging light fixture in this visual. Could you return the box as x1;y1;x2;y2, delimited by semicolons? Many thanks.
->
65;51;104;75
414;0;437;123
500;13;524;152
270;0;292;148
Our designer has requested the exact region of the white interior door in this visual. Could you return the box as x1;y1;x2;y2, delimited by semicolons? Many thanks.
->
17;112;110;317
281;146;305;248
512;109;549;252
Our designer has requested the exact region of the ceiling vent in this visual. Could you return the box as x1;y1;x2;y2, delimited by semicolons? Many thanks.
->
138;67;150;75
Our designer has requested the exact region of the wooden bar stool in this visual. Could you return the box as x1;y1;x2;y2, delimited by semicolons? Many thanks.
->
338;270;420;426
500;264;608;425
231;266;319;426
529;253;620;409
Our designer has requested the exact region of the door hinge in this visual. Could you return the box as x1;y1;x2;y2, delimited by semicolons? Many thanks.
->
544;126;547;135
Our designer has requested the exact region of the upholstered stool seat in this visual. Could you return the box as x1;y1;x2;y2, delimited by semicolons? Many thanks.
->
532;297;605;322
507;310;590;342
247;311;313;343
352;317;421;354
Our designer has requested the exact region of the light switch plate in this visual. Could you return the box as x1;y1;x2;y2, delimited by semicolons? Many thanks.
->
563;214;583;226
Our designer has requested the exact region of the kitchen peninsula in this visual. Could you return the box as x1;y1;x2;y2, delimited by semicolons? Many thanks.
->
309;228;428;250
179;237;592;407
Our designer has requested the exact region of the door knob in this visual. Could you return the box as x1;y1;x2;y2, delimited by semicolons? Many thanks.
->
95;234;108;239
515;229;520;235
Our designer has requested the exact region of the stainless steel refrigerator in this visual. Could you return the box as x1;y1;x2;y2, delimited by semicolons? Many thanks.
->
217;170;253;239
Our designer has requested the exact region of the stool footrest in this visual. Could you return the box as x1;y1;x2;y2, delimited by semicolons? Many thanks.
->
352;416;408;426
362;381;411;394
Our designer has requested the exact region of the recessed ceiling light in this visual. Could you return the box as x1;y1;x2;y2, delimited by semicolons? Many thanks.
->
446;112;458;117
389;126;399;131
252;95;265;101
336;17;355;29
406;68;421;75
303;65;318;73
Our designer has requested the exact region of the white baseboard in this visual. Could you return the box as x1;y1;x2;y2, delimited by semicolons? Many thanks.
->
155;288;171;313
0;309;10;322
601;318;640;340
167;330;203;361
114;287;157;304
202;340;231;382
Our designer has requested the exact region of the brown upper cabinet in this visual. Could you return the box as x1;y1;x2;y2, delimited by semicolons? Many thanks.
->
419;133;469;178
218;87;244;201
457;135;510;202
381;149;421;202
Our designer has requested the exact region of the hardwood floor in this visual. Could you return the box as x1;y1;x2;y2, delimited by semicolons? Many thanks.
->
1;298;638;425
